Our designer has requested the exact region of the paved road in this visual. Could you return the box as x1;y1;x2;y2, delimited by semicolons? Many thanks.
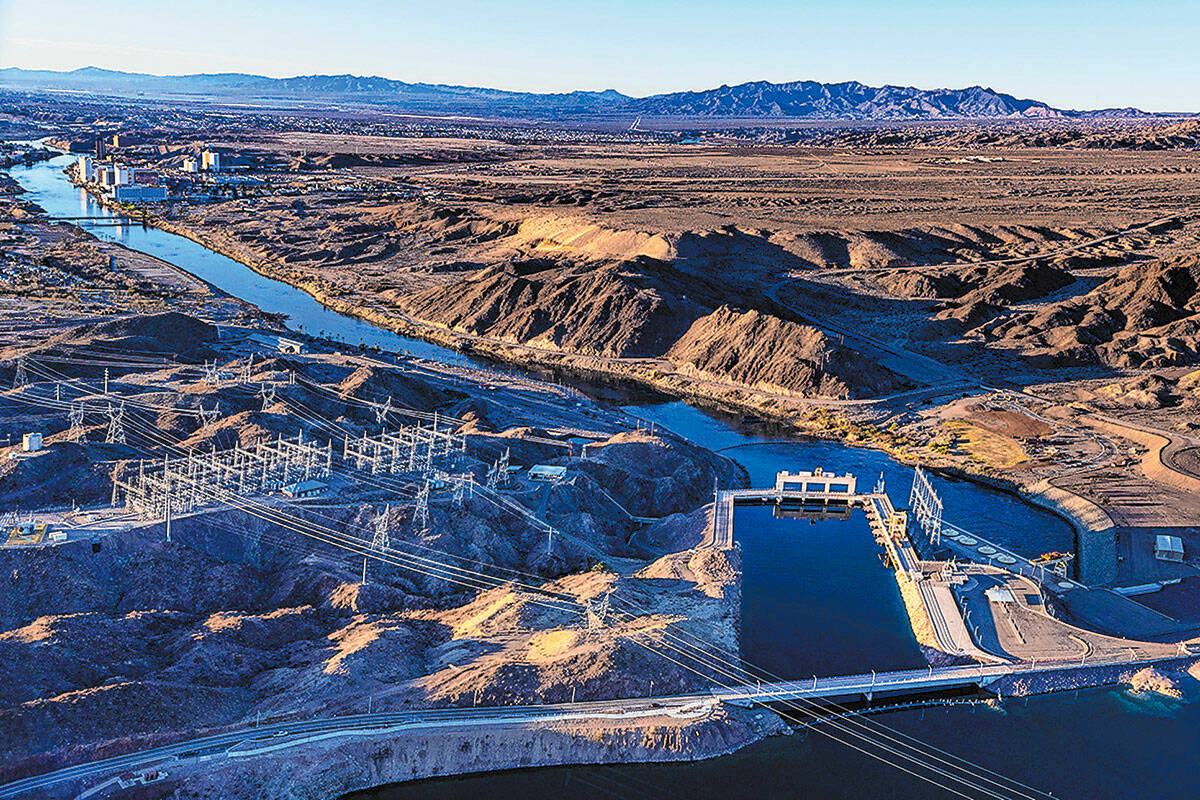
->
765;279;974;389
0;697;714;799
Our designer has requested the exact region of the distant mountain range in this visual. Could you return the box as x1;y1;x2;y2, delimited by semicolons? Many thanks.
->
0;66;1156;120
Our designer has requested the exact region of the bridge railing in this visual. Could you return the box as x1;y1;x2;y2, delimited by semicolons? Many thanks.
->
717;646;1191;701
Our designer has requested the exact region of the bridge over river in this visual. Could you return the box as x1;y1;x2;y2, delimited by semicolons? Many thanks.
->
2;650;1188;800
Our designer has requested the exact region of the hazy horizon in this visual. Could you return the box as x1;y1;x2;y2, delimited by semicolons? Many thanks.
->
1;63;1169;111
2;0;1198;112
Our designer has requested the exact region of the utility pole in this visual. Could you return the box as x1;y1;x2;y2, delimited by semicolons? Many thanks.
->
103;367;109;395
164;473;172;543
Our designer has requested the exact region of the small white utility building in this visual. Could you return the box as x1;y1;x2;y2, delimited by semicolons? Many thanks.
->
282;479;328;498
1154;535;1184;563
529;465;567;483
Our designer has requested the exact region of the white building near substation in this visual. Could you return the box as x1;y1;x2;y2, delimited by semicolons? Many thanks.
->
1154;535;1184;562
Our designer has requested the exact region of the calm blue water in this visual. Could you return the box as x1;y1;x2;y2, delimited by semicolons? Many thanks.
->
8;153;1196;800
8;153;471;364
632;400;1076;559
736;505;926;679
633;399;1069;680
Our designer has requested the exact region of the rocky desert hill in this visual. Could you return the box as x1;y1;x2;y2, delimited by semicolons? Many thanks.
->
171;182;1174;400
668;306;910;399
397;258;709;358
0;312;748;776
972;254;1200;367
1084;370;1200;409
0;507;737;772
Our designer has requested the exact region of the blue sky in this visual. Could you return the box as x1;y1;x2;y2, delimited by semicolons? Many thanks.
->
2;0;1198;111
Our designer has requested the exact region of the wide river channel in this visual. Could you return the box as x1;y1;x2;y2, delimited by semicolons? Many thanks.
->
8;153;1197;799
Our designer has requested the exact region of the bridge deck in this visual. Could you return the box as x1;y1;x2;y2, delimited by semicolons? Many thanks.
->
714;653;1180;705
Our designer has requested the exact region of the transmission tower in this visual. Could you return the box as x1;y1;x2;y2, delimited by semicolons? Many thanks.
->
413;481;430;530
585;591;612;634
200;402;220;426
241;354;254;383
451;477;465;508
496;448;510;486
12;356;27;389
259;383;277;411
105;402;126;445
909;465;943;546
362;504;391;585
69;403;87;444
203;360;219;384
372;504;391;552
375;396;392;425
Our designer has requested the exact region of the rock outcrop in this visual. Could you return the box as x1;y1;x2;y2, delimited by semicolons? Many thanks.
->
974;255;1200;367
667;306;910;399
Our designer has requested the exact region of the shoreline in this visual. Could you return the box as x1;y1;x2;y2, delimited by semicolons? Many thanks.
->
80;185;1113;571
23;175;1176;793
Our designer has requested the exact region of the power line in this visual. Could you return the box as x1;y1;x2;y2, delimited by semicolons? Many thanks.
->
11;352;1057;798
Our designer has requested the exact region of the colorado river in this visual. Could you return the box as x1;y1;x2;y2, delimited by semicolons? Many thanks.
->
7;152;1196;800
